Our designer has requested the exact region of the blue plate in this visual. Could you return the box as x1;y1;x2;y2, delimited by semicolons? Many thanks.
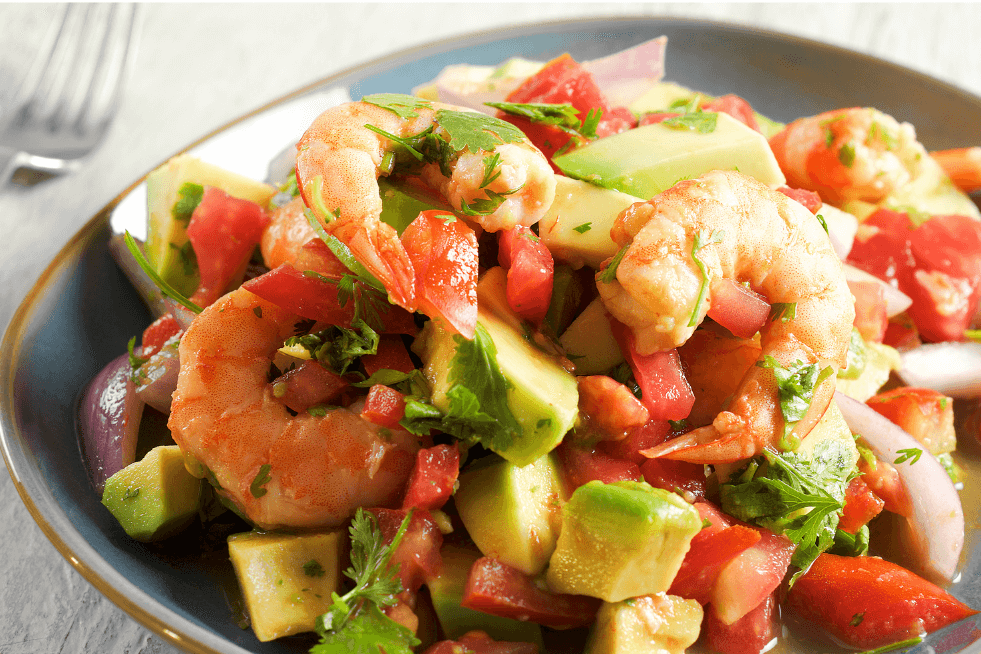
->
2;16;981;654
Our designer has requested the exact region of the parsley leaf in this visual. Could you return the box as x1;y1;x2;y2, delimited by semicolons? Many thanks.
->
689;229;725;327
435;108;527;154
171;182;204;223
459;185;521;217
304;560;326;578
362;93;432;119
599;245;629;284
757;356;834;450
486;101;601;143
250;464;272;498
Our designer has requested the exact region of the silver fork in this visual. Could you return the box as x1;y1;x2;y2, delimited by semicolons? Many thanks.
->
0;3;142;184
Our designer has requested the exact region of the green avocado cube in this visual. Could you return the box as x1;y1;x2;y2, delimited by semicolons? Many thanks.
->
553;112;785;200
101;445;202;542
546;481;701;602
586;594;704;654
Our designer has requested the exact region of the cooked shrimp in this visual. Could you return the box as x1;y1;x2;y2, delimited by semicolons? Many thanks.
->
294;96;556;310
598;170;854;464
168;287;419;529
769;107;926;205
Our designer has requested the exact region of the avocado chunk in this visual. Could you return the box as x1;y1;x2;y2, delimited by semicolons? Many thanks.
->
586;594;703;654
101;445;203;542
538;176;643;269
882;152;981;221
546;480;701;602
553;112;786;199
836;340;902;402
427;542;545;647
542;264;586;339
558;297;624;375
378;177;452;234
454;453;567;576
227;530;346;642
415;268;579;466
145;154;278;297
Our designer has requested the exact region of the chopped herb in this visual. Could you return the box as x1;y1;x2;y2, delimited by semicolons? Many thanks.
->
599;244;629;284
669;419;689;432
573;222;592;234
838;142;856;167
859;637;924;654
171;182;204;223
303;208;384;291
815;213;829;234
663;111;718;134
894;448;923;465
436;107;527;154
253;306;263;319
688;229;725;327
362;93;432;119
757;356;834;450
284;319;380;375
479;153;502;189
122;487;140;500
580;108;602;139
850;612;865;627
868;122;898;150
278;170;299;199
536;418;552;429
769;302;797;323
486;100;601;143
123;232;202;314
304;560;326;578
459;185;521;217
127;336;149;371
250;464;272;498
964;329;981;342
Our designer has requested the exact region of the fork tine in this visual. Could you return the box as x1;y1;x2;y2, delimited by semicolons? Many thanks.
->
7;5;71;124
75;4;141;135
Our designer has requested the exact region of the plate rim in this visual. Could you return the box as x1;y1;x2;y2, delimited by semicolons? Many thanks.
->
2;13;980;654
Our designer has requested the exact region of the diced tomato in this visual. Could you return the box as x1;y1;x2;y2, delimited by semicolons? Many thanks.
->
497;226;554;326
269;359;349;413
139;313;182;357
610;318;695;421
368;508;443;593
856;450;912;517
704;592;779;654
709;527;795;625
883;314;921;351
694;499;734;535
462;557;601;629
402;210;479;339
555;441;641;491
640;457;706;499
776;185;823;214
401;444;460;512
700;94;760;132
706;278;770;339
599;418;670;464
186;187;269;307
838;476;885;534
293;236;352;278
669;523;760;605
848;279;888;343
866;387;956;455
423;631;539;654
786;553;978;650
362;335;415;377
578;375;649;439
360;384;406;429
244;263;355;326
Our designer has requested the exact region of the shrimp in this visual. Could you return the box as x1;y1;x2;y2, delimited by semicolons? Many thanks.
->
769;107;926;205
294;96;556;310
598;170;854;464
167;287;419;529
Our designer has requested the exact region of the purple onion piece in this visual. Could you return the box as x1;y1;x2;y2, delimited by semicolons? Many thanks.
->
78;353;146;494
899;342;981;399
582;36;667;107
835;391;964;584
134;334;180;414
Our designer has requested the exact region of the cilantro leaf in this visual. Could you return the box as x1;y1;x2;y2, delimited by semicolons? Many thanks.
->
459;185;521;217
663;111;718;134
312;602;418;654
302;208;385;291
123;231;203;314
250;464;272;498
573;222;592;234
689;229;725;327
838;142;856;167
284;319;380;375
757;356;834;450
599;244;629;284
894;448;923;465
127;336;149;371
362;93;432;119
769;302;797;323
435;108;526;154
171;182;204;223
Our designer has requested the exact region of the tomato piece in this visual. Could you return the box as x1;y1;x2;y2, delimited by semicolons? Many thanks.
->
362;335;415;377
848;279;888;343
599;418;670;464
555;441;641;491
498;226;554;326
368;508;443;593
883;314;921;351
139;313;182;357
360;384;406;429
578;375;649;439
610;318;695;421
838;476;885;534
866;387;956;455
700;94;760;132
402;210;478;339
423;631;539;654
269;360;349;413
462;557;601;629
668;523;760;605
640;457;706;499
776;185;823;214
638;111;680;126
706;278;770;339
857;450;912;517
786;553;978;650
186;187;269;307
704;592;779;654
401;444;460;512
243;263;355;326
710;526;795;625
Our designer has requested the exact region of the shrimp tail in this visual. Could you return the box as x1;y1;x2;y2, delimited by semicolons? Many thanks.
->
641;422;761;464
332;218;418;311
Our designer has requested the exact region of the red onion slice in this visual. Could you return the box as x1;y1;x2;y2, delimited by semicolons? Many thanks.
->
835;391;964;584
582;36;667;107
77;353;146;494
134;334;180;414
899;342;981;399
842;263;913;317
819;203;858;260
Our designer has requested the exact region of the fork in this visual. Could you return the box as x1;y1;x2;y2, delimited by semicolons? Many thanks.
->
0;3;141;185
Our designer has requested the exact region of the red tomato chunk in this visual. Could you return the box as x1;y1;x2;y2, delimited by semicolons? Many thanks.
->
704;592;779;654
268;360;349;413
401;444;460;512
423;631;539;654
361;384;406;430
368;508;443;594
497;226;554;327
139;313;182;357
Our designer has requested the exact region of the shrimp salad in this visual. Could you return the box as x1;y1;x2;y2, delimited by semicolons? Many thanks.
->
80;37;981;654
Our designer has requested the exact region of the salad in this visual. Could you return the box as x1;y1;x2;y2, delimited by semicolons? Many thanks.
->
78;36;981;654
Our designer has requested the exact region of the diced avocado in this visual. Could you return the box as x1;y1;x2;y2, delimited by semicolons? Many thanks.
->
454;453;567;576
145;154;277;297
882;153;981;222
546;481;701;602
838;328;867;380
101;445;203;542
553;112;786;199
836;340;902;402
378;177;451;234
586;594;703;654
227;530;346;642
427;542;544;647
416;268;579;466
796;399;859;467
538;176;642;269
542;264;586;339
559;297;624;375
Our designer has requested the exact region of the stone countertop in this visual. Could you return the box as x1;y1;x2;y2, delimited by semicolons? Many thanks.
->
1;3;979;653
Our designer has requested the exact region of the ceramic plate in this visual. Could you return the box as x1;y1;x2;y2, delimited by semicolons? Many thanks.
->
3;16;981;654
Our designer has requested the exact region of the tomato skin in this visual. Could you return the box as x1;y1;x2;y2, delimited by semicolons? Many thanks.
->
839;476;885;533
369;508;443;593
269;360;349;413
610;318;695;421
777;186;823;214
360;384;407;429
786;553;978;650
423;631;539;654
857;452;912;517
866;387;956;455
402;210;479;339
243;263;355;325
186;187;269;307
704;593;779;654
710;526;795;625
139;313;182;357
599;418;670;464
461;557;601;629
401;444;460;512
555;441;641;491
706;278;770;339
700;94;760;132
639;457;706;499
848;279;888;343
362;335;415;377
668;523;760;605
498;226;554;326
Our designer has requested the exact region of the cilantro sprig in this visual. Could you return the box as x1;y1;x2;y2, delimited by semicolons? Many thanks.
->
662;96;718;134
757;356;834;450
284;318;380;375
689;229;725;327
123;231;203;314
486;101;602;142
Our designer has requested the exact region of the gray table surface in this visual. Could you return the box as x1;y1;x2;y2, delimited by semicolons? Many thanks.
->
1;3;980;653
